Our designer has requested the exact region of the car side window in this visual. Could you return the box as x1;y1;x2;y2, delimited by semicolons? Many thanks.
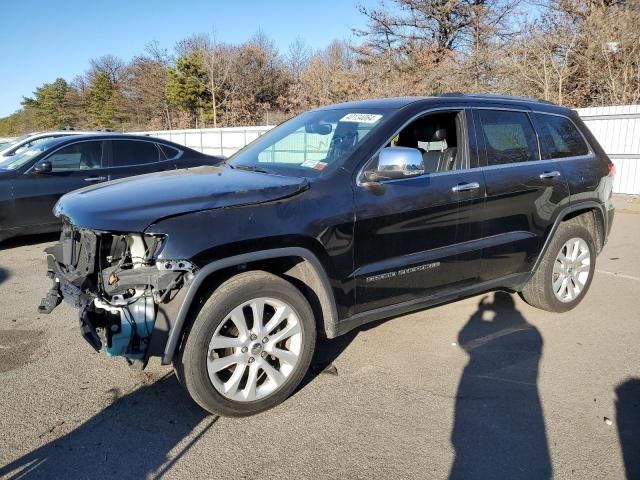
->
158;143;180;160
112;140;160;167
364;110;466;177
46;141;104;171
477;110;539;165
531;113;589;159
392;111;463;173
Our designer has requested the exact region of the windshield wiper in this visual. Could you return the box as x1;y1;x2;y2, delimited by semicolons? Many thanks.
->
234;164;272;174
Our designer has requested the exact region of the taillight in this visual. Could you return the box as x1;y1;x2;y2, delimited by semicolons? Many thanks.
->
608;162;616;177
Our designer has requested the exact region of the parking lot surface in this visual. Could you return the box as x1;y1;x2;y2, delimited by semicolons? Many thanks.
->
0;202;639;479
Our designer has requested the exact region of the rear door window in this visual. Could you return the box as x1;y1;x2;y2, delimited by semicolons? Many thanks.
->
531;113;589;159
112;140;161;167
46;141;104;171
477;110;539;165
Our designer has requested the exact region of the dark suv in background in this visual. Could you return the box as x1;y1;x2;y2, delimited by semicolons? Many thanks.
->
0;134;222;242
41;95;615;416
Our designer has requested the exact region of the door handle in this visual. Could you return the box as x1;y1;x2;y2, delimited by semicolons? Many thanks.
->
539;171;561;179
84;176;107;182
451;182;480;192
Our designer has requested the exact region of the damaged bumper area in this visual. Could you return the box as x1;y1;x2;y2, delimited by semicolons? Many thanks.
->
40;223;195;362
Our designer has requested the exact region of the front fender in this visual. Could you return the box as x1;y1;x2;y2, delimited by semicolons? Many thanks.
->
157;247;339;365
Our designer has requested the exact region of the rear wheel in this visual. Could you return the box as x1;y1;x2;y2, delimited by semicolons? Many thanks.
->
520;222;596;313
175;271;316;416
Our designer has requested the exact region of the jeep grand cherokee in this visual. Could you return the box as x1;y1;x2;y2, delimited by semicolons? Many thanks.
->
40;95;615;416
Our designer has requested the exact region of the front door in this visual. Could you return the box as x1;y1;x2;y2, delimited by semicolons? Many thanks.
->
352;109;485;314
12;140;108;228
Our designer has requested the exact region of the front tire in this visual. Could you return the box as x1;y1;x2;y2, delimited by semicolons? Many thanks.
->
175;271;316;416
520;222;596;313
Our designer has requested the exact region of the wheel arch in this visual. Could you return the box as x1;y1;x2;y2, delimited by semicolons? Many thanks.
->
561;206;606;253
532;201;606;276
161;247;339;365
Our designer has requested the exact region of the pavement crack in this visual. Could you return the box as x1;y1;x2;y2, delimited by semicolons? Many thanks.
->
38;420;66;439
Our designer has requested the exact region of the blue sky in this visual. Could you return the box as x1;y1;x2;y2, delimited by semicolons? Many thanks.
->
0;0;378;117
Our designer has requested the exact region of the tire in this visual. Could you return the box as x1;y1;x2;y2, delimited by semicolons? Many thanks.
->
520;221;596;313
174;270;316;416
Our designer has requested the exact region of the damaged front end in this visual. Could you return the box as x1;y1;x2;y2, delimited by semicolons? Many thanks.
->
40;222;195;363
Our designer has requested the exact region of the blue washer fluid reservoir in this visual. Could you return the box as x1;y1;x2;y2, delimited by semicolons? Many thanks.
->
102;295;155;359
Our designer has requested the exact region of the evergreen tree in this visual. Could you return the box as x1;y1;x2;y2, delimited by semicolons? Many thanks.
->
87;72;118;129
165;53;211;127
21;78;73;129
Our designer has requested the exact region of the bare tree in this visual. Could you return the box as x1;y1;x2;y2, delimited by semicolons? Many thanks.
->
88;54;126;83
286;37;312;82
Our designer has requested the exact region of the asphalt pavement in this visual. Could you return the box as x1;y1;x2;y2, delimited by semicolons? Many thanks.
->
0;200;639;479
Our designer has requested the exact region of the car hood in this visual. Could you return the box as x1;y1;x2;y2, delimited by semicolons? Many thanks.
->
54;165;309;232
0;168;18;178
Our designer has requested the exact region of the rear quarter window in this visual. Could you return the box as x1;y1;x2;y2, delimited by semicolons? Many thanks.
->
532;113;589;159
158;143;181;160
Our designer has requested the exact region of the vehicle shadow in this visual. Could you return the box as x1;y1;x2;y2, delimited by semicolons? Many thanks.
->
0;267;8;286
449;292;552;479
615;378;640;479
0;373;216;480
0;232;59;250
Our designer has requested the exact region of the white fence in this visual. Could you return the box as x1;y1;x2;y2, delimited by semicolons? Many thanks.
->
576;105;640;195
133;105;640;196
134;126;274;158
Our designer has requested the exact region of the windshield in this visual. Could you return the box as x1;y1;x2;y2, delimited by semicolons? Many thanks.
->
0;138;61;170
229;109;389;176
0;134;32;154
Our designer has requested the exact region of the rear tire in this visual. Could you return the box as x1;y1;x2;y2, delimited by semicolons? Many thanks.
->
174;270;316;416
520;222;596;313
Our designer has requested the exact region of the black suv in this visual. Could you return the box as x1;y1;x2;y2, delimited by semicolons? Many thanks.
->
41;95;615;416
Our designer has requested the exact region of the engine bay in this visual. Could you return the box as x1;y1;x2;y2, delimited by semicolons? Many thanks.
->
40;223;194;362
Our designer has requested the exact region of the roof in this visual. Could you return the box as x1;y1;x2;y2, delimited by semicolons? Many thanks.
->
26;130;107;137
50;133;161;142
45;133;190;150
319;97;430;110
318;94;570;114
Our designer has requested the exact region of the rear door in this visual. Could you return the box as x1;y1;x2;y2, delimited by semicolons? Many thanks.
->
473;108;570;281
352;109;485;314
529;112;600;200
108;139;176;180
11;140;108;228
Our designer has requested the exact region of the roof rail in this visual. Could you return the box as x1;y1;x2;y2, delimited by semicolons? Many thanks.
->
437;92;555;105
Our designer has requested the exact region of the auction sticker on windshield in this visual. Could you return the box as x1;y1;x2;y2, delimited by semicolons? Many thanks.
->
301;160;319;169
340;113;383;124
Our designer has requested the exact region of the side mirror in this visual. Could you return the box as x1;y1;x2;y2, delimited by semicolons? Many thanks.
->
375;147;424;180
34;161;52;174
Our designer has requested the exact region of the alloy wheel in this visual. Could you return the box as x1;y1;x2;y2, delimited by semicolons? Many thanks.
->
206;297;303;402
552;237;591;303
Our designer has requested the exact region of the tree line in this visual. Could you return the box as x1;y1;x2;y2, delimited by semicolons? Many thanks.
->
1;0;637;136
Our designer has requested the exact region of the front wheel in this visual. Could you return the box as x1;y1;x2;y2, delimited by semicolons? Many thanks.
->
520;222;596;313
175;271;316;416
